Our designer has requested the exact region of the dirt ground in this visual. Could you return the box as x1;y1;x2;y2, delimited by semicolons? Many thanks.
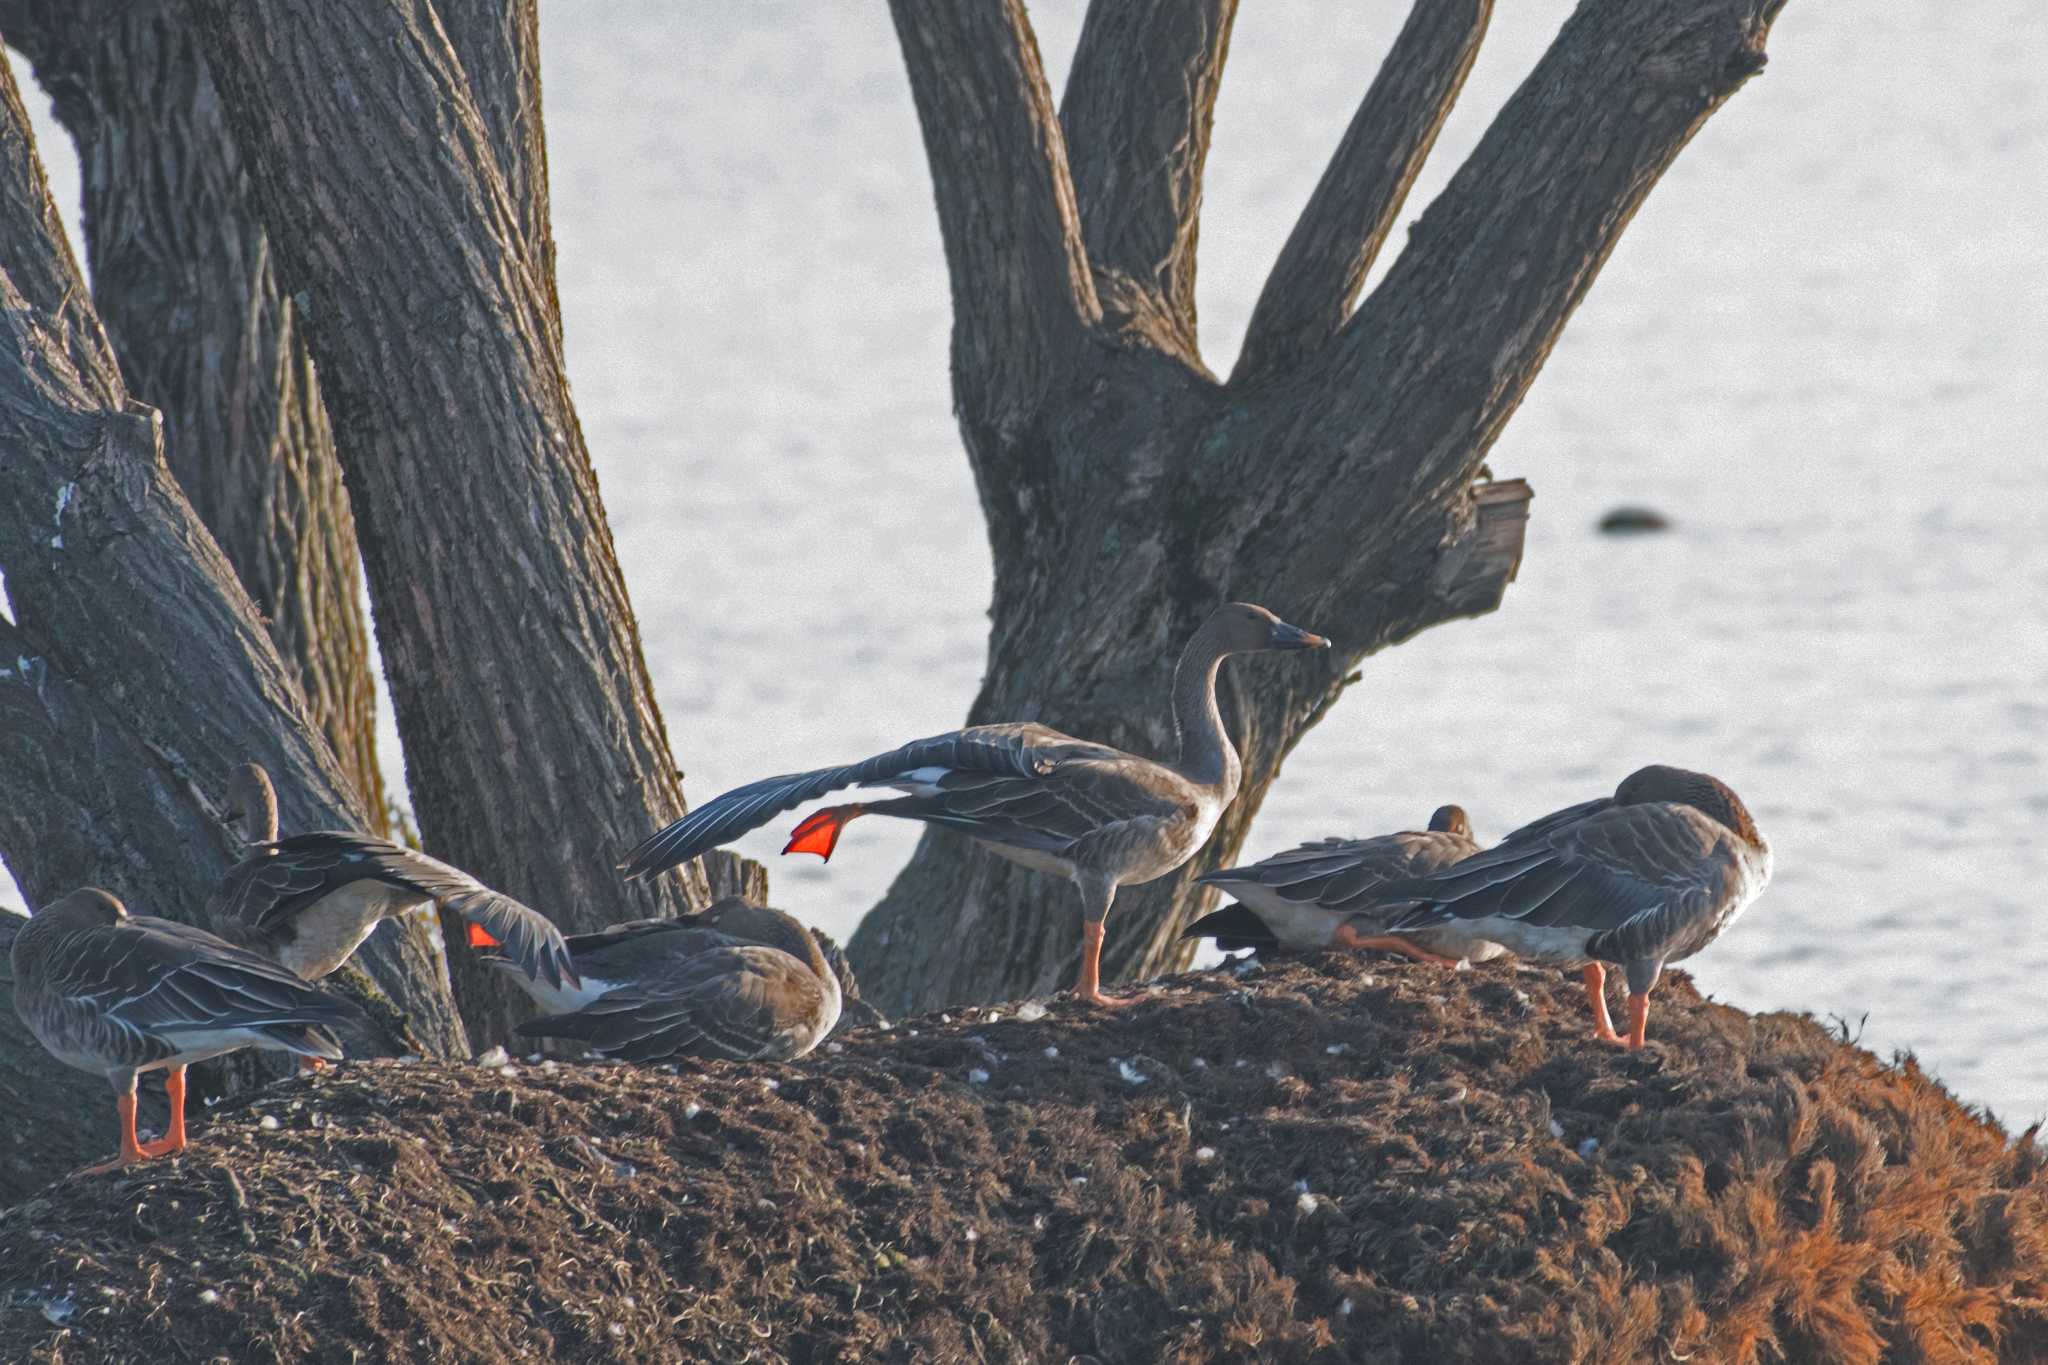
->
2;952;2042;1363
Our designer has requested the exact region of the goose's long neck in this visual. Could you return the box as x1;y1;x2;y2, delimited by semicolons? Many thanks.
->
1171;629;1239;796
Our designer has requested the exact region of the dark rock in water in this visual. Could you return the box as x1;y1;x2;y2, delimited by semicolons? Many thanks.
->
1598;505;1673;534
3;959;2041;1362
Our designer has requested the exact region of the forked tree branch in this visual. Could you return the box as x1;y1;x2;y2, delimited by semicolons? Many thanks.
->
1059;0;1236;363
1231;0;1491;384
887;0;1100;429
1250;0;1784;637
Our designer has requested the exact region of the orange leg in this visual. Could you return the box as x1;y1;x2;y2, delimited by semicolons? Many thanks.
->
73;1090;149;1177
138;1066;189;1159
1624;992;1651;1050
1583;964;1627;1046
1331;924;1461;967
783;804;867;861
1071;920;1148;1009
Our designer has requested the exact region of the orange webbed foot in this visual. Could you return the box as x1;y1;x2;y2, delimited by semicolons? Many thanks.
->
784;805;866;861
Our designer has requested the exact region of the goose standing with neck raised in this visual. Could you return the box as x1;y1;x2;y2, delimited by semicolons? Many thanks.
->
620;603;1330;1006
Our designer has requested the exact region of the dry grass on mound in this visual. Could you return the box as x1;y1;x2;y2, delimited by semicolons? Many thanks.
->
2;955;2043;1363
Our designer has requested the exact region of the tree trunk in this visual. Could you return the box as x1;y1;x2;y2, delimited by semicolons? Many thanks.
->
1;0;389;829
0;57;464;1199
849;0;1784;1015
186;0;737;1048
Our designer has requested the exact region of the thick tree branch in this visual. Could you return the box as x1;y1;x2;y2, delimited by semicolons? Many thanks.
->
887;0;1100;433
187;0;730;1045
432;0;560;343
1232;0;1491;385
1059;0;1236;362
1255;0;1783;640
5;0;390;827
0;56;466;1190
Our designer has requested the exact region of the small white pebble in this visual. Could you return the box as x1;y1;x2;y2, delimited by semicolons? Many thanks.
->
684;1102;702;1120
1512;989;1533;1006
258;1115;280;1132
1264;1061;1288;1080
1296;1192;1320;1215
1325;1043;1352;1056
1191;1057;1208;1069
197;1289;220;1306
497;1065;518;1078
1293;1177;1310;1193
1032;1214;1046;1231
939;1014;953;1024
985;1011;1003;1023
1340;1297;1355;1316
908;1029;921;1037
623;1296;637;1309
826;1041;845;1054
968;1068;991;1085
1454;959;1473;973
760;1078;779;1091
1446;1086;1468;1104
1016;1001;1048;1022
1359;975;1378;987
526;1052;543;1064
1232;1059;1247;1069
1578;1137;1599;1158
1042;1046;1059;1059
607;1323;625;1340
1070;1176;1088;1187
964;1227;979;1243
475;1045;510;1068
541;1060;559;1073
1117;1059;1149;1085
1548;1118;1565;1139
1194;1146;1217;1163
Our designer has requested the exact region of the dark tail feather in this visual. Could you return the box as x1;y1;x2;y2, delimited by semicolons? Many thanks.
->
1181;905;1279;952
259;1022;345;1060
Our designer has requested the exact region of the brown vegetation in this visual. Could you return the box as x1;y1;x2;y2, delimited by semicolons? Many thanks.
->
2;955;2041;1363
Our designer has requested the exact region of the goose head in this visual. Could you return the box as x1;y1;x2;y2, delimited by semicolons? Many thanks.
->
37;887;128;929
1204;602;1330;655
1428;804;1471;837
1615;765;1761;844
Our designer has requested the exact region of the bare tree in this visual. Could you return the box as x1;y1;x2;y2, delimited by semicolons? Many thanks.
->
0;0;387;826
0;55;463;1198
184;0;754;1046
846;0;1786;1014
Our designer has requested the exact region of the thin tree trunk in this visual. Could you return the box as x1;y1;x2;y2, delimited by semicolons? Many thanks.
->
849;0;1784;1015
0;58;464;1199
1;0;389;829
187;0;732;1048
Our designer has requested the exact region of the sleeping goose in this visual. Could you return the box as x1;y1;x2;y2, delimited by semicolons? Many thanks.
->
209;763;576;997
11;888;357;1174
618;602;1330;1007
1184;804;1505;964
504;899;841;1062
1374;766;1771;1048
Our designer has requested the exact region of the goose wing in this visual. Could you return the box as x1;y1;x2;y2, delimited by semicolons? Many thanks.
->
52;917;355;1058
1384;801;1744;955
212;832;575;990
619;722;1149;878
1198;830;1479;915
516;944;828;1063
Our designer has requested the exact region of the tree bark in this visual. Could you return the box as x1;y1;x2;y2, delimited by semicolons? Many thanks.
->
1;0;388;829
186;0;732;1048
848;0;1784;1015
0;56;464;1199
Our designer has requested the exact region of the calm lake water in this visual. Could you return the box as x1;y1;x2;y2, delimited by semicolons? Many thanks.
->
8;3;2044;1123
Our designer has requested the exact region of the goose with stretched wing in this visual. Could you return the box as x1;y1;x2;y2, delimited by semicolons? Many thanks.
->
620;603;1330;1007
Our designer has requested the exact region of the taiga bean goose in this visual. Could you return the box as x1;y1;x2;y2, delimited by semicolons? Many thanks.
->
619;603;1330;1007
1375;766;1771;1048
1185;804;1506;964
504;899;842;1062
11;888;356;1174
211;763;576;995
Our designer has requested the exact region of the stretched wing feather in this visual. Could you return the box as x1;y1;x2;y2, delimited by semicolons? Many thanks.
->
212;832;575;990
618;722;1165;879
